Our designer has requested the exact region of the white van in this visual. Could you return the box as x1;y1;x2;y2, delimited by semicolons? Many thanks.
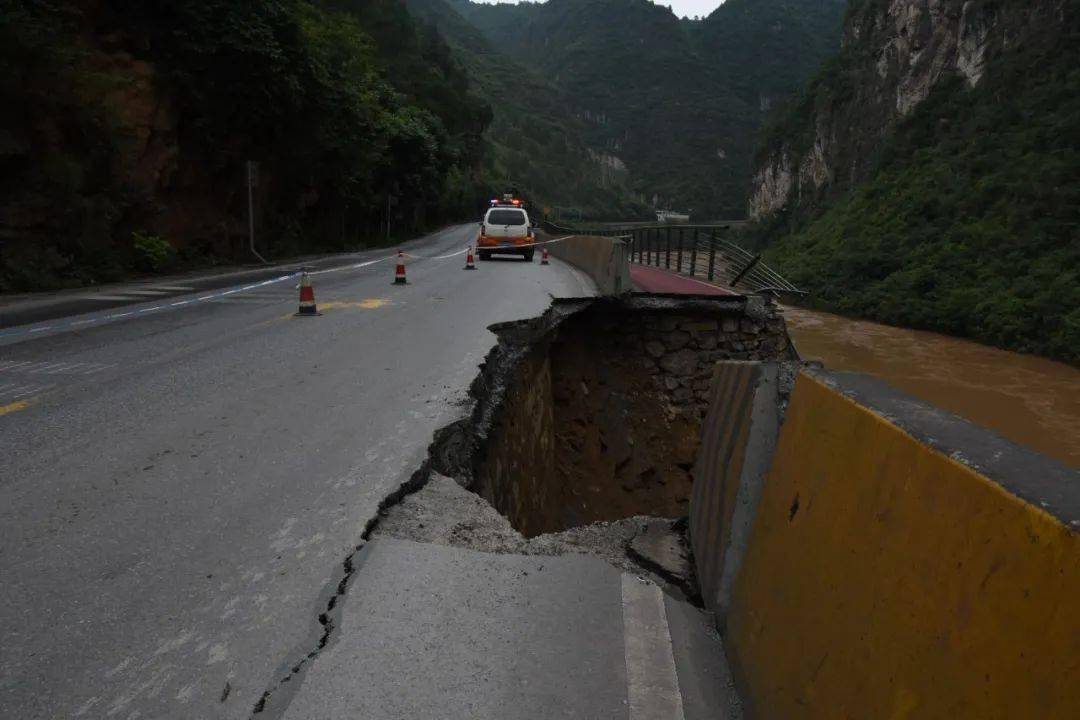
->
478;206;534;261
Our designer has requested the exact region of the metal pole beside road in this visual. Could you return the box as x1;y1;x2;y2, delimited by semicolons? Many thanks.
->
247;160;268;264
708;231;716;280
689;231;697;277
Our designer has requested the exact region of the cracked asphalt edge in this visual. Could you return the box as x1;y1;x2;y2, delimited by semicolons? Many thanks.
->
247;300;593;718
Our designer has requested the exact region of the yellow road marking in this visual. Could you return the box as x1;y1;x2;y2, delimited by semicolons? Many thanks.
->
0;400;30;416
317;298;389;311
273;297;390;321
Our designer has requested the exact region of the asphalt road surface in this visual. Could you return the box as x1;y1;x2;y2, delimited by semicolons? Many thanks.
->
0;223;593;719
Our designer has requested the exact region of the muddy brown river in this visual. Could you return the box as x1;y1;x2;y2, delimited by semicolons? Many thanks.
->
781;305;1080;470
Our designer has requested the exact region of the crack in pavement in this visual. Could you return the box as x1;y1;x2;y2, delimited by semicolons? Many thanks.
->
247;300;594;718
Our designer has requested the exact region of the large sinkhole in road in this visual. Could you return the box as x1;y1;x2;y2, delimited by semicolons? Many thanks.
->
466;295;792;537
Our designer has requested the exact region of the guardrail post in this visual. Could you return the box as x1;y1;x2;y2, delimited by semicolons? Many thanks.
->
707;231;716;281
665;227;671;269
691;229;699;278
676;228;683;273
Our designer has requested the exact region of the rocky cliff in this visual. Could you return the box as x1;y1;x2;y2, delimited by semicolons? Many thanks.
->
750;0;1079;362
750;0;1067;221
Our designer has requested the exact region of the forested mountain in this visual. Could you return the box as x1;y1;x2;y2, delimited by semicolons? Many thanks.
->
450;0;847;219
1;0;489;290
0;0;847;291
750;0;1079;362
402;0;647;220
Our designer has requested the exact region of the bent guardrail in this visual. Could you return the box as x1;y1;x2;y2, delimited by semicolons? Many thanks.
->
546;221;802;296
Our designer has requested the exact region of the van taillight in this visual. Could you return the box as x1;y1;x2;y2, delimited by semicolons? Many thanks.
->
480;224;486;235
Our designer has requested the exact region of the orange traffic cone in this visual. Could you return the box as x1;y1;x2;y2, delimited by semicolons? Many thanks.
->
295;270;320;316
393;252;407;284
541;247;550;265
464;247;476;270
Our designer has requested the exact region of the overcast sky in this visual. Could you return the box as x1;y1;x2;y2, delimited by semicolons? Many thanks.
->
471;0;725;20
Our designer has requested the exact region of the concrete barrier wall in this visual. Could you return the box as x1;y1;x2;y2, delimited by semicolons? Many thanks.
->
689;361;780;625
721;370;1080;719
546;235;631;295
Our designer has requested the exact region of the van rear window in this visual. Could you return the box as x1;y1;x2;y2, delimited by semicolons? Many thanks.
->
487;209;526;226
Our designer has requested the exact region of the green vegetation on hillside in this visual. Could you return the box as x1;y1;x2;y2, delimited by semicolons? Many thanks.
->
763;12;1080;362
0;0;489;291
451;0;846;219
404;0;647;220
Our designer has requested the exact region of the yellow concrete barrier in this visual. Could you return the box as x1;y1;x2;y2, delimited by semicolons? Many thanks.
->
690;361;780;623
727;371;1080;719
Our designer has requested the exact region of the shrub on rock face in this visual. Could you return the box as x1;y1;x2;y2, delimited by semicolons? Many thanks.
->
131;232;176;273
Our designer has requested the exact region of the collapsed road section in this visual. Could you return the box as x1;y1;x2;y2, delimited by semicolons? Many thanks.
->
258;286;1079;719
252;291;795;719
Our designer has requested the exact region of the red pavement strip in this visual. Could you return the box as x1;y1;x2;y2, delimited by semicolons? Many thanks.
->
629;264;738;296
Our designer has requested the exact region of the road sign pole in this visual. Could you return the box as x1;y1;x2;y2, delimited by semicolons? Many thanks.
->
247;161;268;264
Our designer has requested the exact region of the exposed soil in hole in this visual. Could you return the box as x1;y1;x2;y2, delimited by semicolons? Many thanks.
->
365;295;792;604
547;320;700;530
470;295;792;537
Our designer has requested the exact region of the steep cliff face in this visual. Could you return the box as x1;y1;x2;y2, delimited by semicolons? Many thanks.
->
752;0;1079;362
750;0;1066;220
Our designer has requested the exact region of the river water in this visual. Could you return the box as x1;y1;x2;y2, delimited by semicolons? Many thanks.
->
781;305;1080;470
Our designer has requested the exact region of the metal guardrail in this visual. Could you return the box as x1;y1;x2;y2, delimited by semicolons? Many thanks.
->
542;222;804;296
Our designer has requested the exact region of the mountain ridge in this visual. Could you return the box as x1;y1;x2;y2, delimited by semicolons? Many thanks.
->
448;0;847;218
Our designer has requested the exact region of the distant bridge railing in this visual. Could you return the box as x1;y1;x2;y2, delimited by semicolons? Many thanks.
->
543;221;804;296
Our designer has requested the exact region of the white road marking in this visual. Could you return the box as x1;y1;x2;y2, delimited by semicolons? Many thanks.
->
81;294;145;301
10;384;52;398
45;363;84;374
0;361;114;376
27;362;70;373
28;326;52;333
0;383;52;400
309;256;394;276
119;289;172;296
79;363;116;374
621;574;686;720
